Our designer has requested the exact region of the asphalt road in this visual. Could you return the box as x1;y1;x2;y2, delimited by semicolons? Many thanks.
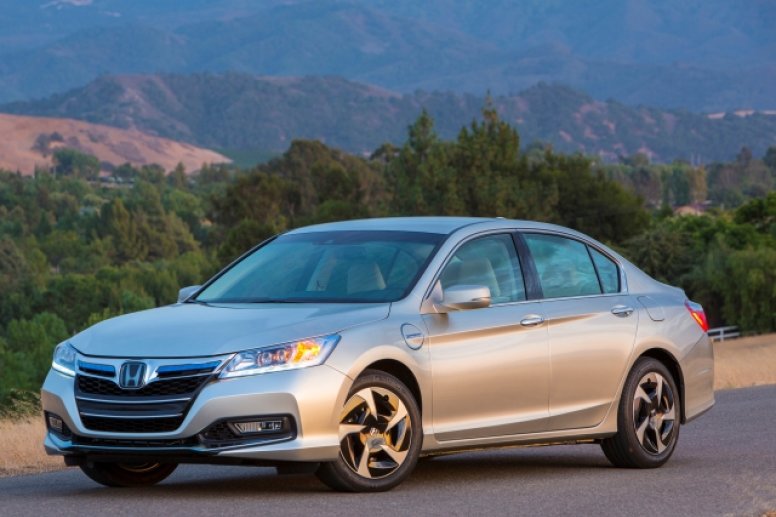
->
1;386;775;517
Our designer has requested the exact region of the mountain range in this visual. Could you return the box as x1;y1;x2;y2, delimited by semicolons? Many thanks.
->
4;74;774;164
0;0;774;110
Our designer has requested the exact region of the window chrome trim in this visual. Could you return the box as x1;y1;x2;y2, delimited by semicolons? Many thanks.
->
421;227;629;307
517;229;629;297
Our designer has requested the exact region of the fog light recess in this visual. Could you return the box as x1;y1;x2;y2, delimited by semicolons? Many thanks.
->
228;417;288;436
48;414;64;433
45;411;71;438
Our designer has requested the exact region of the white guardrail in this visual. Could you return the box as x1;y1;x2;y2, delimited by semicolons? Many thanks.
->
708;326;740;342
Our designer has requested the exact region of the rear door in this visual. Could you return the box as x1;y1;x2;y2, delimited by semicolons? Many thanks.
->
520;232;638;431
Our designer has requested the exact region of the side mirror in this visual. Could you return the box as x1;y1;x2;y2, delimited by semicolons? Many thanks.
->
441;285;491;311
177;285;202;303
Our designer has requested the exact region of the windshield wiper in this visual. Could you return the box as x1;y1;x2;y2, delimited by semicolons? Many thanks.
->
193;298;309;304
243;298;306;303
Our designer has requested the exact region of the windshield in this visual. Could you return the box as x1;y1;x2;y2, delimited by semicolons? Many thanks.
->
195;230;444;303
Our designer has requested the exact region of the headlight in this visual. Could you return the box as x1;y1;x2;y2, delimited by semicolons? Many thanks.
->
220;335;340;379
52;342;77;377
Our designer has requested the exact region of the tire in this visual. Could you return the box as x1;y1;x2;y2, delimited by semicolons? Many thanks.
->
601;357;681;468
316;369;422;492
78;461;178;487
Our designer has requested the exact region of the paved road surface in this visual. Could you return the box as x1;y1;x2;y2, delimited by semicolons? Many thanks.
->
1;386;775;516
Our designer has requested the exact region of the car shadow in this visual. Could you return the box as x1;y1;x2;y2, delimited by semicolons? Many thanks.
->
65;445;617;497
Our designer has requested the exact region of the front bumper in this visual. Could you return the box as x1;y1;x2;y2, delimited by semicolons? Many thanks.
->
41;364;350;463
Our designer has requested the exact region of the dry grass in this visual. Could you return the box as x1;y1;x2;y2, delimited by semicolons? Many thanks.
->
713;333;776;390
0;418;63;477
0;113;230;175
1;333;774;477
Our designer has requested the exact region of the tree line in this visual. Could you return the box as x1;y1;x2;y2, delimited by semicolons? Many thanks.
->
0;108;774;411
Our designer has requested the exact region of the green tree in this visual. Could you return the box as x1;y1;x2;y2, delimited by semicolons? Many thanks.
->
764;146;776;171
389;110;461;215
453;104;521;216
721;248;776;332
100;198;148;262
168;163;188;190
217;220;277;263
0;312;68;403
53;148;100;180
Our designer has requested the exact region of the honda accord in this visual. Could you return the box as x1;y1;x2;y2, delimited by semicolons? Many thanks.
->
41;217;714;491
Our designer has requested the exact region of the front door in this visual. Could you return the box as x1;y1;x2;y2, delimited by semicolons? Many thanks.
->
423;233;550;441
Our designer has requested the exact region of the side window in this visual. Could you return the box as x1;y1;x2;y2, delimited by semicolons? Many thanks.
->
439;234;526;304
590;247;620;294
524;234;602;298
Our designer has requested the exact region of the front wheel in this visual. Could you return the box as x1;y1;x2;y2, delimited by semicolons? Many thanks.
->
78;461;178;487
316;369;422;492
601;357;681;468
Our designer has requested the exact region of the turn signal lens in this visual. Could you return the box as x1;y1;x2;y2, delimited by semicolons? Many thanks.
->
685;301;709;332
293;340;322;362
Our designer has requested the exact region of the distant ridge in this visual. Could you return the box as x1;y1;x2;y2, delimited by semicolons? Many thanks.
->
0;113;230;174
3;74;774;164
0;0;774;111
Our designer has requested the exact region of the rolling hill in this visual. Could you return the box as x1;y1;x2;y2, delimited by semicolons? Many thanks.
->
0;113;230;174
3;74;775;164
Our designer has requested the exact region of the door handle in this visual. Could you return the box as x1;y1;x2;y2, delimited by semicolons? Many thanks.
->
611;305;635;317
520;315;545;327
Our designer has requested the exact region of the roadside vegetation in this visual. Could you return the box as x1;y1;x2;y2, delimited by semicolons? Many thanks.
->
1;107;775;412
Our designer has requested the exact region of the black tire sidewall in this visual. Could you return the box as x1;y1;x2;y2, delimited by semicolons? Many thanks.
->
79;461;178;487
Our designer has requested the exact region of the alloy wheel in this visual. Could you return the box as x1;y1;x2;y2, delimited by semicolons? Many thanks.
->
632;372;677;454
338;386;413;479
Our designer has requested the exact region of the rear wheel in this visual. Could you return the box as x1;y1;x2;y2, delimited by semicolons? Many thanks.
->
601;357;681;468
316;369;421;492
78;461;178;487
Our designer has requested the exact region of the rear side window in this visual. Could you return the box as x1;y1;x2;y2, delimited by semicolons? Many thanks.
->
589;247;620;294
523;234;602;298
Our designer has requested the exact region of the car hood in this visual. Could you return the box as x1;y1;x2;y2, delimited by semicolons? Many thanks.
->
70;302;391;358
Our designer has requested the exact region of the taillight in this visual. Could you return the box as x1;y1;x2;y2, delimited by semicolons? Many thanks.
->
685;300;709;332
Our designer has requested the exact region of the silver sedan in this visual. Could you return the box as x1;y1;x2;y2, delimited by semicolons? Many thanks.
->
41;217;714;491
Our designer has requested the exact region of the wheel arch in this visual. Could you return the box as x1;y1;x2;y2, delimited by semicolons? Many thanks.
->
638;348;686;423
360;359;423;413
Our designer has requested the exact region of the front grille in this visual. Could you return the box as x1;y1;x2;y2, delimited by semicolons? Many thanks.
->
75;369;215;434
81;415;184;433
77;375;209;397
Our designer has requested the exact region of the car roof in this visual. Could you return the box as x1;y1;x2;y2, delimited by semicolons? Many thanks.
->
286;217;495;235
285;216;576;236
